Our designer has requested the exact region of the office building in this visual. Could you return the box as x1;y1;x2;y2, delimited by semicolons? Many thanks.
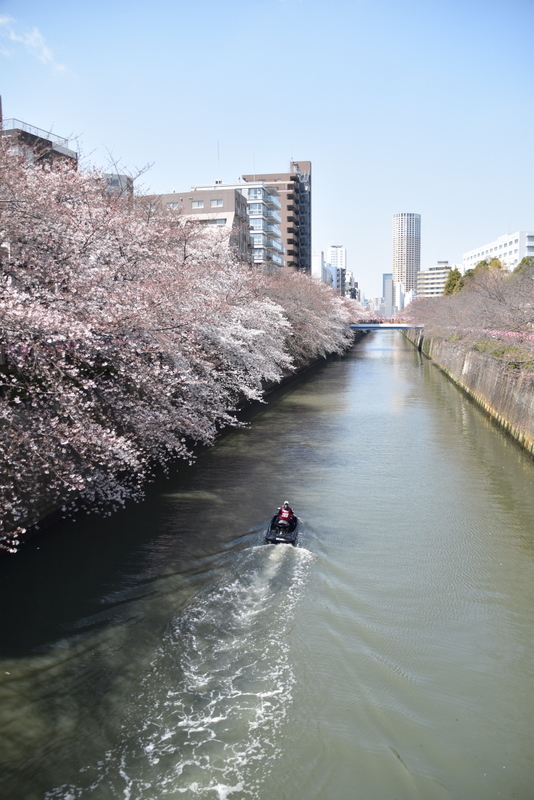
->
392;213;421;296
327;245;347;273
416;262;455;297
243;161;311;272
463;231;534;272
326;246;347;295
312;251;333;286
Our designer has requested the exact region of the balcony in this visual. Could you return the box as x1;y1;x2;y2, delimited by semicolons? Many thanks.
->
263;193;281;209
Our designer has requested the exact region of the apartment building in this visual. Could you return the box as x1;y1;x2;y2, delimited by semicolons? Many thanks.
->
152;181;286;268
1;117;78;167
243;161;311;272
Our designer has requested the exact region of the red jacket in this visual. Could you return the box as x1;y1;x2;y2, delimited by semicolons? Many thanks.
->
278;506;293;522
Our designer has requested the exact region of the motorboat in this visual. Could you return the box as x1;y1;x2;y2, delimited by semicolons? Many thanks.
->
265;513;298;545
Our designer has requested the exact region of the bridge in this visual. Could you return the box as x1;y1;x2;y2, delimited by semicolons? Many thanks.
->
350;323;423;330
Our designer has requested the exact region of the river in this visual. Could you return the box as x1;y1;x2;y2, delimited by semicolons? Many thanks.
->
0;332;532;800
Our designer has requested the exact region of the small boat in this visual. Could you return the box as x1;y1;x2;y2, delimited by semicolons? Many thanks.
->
265;513;299;545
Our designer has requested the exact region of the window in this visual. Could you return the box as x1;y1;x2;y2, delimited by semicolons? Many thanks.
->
191;200;204;209
209;218;226;226
167;202;180;209
211;199;223;207
248;188;263;199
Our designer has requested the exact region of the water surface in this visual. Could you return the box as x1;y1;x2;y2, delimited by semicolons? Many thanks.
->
0;332;532;799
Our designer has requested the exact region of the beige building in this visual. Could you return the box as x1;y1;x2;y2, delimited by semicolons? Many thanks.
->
243;161;311;272
416;262;453;297
150;185;251;262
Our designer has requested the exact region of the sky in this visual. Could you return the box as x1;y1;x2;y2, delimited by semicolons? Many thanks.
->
1;0;533;297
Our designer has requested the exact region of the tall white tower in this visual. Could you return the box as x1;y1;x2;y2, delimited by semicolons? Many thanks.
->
392;213;421;293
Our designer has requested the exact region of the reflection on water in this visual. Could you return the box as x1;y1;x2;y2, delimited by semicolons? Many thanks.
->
0;333;533;800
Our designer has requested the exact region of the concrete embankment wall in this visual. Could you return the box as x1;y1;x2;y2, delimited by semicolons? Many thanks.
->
404;329;534;457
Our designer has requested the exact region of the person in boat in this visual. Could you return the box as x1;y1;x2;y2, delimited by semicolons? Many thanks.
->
277;501;294;525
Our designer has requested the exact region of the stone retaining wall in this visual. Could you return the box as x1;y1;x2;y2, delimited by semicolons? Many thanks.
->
404;329;534;457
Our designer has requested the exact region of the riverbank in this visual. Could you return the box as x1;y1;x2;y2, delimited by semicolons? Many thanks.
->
404;328;534;457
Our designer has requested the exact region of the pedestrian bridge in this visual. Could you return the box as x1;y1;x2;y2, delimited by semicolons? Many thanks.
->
350;323;423;330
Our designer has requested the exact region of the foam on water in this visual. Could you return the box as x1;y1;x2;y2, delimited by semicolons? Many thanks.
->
45;544;315;799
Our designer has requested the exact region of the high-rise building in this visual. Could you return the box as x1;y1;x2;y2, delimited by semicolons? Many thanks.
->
392;213;421;295
382;273;392;299
243;161;311;272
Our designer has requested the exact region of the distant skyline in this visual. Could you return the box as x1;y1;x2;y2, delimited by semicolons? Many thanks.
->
1;0;533;297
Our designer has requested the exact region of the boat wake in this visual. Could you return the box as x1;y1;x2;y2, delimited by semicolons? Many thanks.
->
45;544;315;799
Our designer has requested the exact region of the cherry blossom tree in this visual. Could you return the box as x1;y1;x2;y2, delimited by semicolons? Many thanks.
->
0;145;357;546
262;268;355;365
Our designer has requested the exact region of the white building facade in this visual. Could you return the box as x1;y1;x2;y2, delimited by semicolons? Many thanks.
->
312;252;333;285
327;245;347;272
327;245;347;295
463;231;534;272
416;262;455;297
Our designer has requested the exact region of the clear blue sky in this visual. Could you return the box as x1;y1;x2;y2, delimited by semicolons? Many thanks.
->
1;0;533;297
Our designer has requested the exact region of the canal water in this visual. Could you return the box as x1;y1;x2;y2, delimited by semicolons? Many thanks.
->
0;333;533;800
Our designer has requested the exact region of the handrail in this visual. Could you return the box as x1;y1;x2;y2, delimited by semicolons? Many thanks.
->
2;118;69;147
